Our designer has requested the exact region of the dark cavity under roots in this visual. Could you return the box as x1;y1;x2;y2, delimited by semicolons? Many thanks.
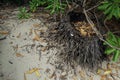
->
48;11;108;69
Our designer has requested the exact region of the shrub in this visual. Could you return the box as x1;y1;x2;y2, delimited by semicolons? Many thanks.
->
98;0;120;20
45;0;66;14
104;32;120;61
29;0;46;12
17;7;31;19
29;0;66;14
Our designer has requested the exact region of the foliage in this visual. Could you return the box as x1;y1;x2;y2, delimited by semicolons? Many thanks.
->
17;7;31;19
98;0;120;20
29;0;66;14
45;0;66;14
29;0;46;12
104;32;120;61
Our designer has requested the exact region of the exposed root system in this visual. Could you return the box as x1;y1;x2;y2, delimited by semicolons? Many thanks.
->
48;11;108;69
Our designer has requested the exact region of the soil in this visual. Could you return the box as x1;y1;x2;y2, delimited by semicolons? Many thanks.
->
0;6;120;80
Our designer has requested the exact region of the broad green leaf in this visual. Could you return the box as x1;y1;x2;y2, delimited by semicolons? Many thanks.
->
105;48;116;55
107;32;118;43
104;5;113;15
106;38;116;46
112;5;120;19
45;5;53;9
112;50;120;61
50;9;55;14
106;13;113;20
117;7;120;18
117;37;120;46
98;3;111;10
114;0;120;3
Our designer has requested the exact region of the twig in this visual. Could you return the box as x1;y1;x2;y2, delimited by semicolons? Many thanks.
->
112;31;120;34
83;1;120;51
83;9;103;38
86;3;100;12
104;19;110;31
93;10;100;31
65;0;70;8
83;0;87;8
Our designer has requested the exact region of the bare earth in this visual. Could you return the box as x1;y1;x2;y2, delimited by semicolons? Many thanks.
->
0;7;120;80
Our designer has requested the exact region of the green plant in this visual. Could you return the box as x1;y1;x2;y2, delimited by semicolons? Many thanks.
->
29;0;46;12
29;0;66;14
45;0;66;14
98;0;120;20
17;7;31;19
104;32;120;61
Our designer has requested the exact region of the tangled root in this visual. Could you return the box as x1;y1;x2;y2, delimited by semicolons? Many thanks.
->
48;12;108;69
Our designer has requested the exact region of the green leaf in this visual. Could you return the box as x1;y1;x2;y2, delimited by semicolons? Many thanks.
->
117;37;120;46
105;48;116;55
45;4;53;9
98;3;111;10
104;32;120;62
50;9;55;14
112;5;120;19
107;32;118;43
117;7;120;18
106;13;113;20
114;0;120;3
112;50;120;61
106;38;116;46
104;5;113;15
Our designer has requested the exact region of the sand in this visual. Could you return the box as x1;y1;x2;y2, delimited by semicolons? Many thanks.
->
0;7;120;80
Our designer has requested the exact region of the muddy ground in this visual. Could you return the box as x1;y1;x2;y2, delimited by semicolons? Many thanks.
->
0;6;120;80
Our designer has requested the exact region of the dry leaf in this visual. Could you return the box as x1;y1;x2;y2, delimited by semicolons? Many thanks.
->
107;78;112;80
24;68;41;80
0;31;9;34
61;72;66;76
33;36;40;41
26;68;40;74
79;70;85;78
51;30;57;33
101;75;106;80
60;72;67;79
72;76;78;80
49;71;56;79
33;29;45;42
16;33;21;38
104;70;111;75
75;21;95;37
41;46;47;52
90;76;93;80
80;29;87;36
33;29;40;41
33;23;40;27
35;70;41;77
97;69;102;74
37;29;45;32
16;53;24;57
